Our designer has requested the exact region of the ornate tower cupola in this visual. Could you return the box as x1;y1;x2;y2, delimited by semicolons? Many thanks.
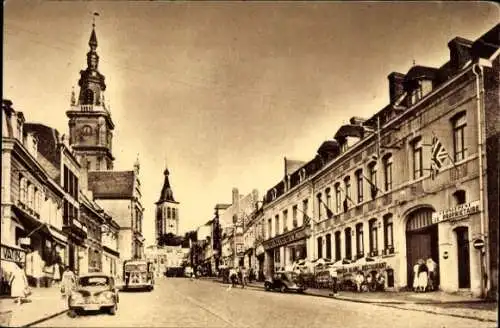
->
66;13;115;171
155;163;180;242
78;20;106;106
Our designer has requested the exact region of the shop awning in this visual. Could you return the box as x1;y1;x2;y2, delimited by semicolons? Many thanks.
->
12;206;46;234
47;227;67;245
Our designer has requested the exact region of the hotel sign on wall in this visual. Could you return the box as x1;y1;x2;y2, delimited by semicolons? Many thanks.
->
432;200;481;224
263;226;311;250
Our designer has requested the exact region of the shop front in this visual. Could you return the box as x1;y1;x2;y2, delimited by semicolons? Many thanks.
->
401;200;482;296
263;225;311;278
0;244;27;295
12;207;68;287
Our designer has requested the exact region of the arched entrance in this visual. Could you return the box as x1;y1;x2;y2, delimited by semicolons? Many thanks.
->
405;207;439;289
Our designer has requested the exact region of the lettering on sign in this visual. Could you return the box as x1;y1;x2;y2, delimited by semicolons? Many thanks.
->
337;262;387;274
432;200;481;224
1;245;26;263
263;227;311;250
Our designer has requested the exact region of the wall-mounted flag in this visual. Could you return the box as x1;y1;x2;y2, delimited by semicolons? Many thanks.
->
430;136;448;179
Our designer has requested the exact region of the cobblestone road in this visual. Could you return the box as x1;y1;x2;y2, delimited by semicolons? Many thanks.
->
36;278;497;328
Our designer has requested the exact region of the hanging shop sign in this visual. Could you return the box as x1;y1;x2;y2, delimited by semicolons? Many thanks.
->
1;244;26;264
432;200;480;224
262;226;311;250
236;243;244;256
255;245;265;256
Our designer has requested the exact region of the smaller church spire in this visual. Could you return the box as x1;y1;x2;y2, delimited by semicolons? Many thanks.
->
158;163;175;203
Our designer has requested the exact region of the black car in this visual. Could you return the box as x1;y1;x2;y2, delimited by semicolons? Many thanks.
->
264;271;306;293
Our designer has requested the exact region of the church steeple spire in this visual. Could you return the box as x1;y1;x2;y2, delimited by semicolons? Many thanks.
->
158;164;175;203
77;12;106;107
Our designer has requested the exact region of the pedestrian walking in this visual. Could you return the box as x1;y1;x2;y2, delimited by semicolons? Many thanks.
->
426;257;437;291
53;262;61;287
355;271;364;292
9;263;30;306
329;268;339;297
417;259;429;292
239;266;247;288
60;266;76;299
412;261;419;292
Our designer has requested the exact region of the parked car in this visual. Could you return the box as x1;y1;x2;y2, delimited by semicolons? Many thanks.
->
68;273;119;317
264;271;306;293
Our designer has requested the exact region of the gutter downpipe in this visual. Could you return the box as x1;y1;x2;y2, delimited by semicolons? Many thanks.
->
472;61;489;299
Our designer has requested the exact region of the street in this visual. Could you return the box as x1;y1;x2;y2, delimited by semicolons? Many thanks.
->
36;278;495;328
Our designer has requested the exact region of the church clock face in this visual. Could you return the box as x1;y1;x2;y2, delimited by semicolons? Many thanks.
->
81;125;93;141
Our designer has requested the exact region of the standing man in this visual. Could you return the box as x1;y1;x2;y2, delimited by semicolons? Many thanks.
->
60;266;76;299
329;267;339;297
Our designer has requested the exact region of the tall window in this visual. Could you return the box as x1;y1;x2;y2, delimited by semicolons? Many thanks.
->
20;176;27;203
334;231;341;261
412;137;423;179
344;228;352;260
344;176;351;210
292;205;298;228
283;210;288;232
368;162;378;199
383;214;394;250
335;183;342;213
452;112;467;162
27;183;33;208
172;208;176;219
302;199;309;222
275;215;280;236
369;219;378;254
316;193;322;220
317;236;323;259
383;154;393;191
167;208;171;219
325;188;332;214
267;218;272;239
325;234;332;260
356;223;364;258
355;169;363;204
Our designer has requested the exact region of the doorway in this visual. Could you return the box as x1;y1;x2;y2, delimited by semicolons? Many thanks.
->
405;207;439;289
455;227;471;288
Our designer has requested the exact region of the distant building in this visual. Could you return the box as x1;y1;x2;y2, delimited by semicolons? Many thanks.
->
144;245;189;277
155;165;180;240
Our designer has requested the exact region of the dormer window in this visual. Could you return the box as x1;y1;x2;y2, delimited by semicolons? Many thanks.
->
299;168;306;182
271;188;277;200
409;80;432;104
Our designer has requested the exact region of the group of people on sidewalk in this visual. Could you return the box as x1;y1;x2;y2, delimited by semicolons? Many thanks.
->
6;262;79;306
227;266;248;288
412;257;438;292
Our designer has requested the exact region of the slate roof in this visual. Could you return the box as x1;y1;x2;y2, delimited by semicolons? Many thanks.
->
23;123;61;167
88;170;135;199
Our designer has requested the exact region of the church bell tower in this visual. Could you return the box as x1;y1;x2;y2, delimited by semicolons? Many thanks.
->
66;17;115;171
155;164;180;242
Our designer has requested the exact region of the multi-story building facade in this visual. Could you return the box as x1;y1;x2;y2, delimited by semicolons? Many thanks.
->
88;160;145;266
310;28;498;298
1;101;74;290
22;122;86;277
144;245;189;277
261;158;317;277
155;166;180;240
254;25;498;299
79;190;104;273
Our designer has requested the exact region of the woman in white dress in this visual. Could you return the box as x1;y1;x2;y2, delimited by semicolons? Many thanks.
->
9;263;29;305
412;262;419;292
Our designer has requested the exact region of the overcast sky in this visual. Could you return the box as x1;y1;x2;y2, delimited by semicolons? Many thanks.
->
3;1;498;246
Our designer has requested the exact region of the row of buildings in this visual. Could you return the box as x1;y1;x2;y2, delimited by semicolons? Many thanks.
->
190;24;499;299
1;23;145;293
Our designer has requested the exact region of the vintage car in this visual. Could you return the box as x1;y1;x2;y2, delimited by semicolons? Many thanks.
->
68;273;119;317
264;271;306;293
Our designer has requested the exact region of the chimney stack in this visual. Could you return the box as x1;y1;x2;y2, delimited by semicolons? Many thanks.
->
387;72;406;104
448;37;473;70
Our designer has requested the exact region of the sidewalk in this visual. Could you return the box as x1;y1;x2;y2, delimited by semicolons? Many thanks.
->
0;287;67;327
205;278;497;323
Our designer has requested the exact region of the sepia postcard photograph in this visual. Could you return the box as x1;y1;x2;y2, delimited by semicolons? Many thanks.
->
1;1;499;327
